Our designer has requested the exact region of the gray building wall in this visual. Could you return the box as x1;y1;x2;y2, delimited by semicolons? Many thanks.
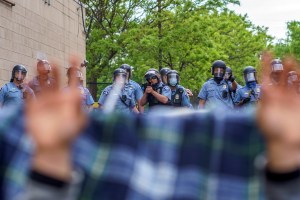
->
0;0;86;86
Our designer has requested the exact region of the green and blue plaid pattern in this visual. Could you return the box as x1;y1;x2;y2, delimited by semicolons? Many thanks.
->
0;107;265;200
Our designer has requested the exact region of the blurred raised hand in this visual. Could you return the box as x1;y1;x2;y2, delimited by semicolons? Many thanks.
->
25;56;86;180
257;51;300;172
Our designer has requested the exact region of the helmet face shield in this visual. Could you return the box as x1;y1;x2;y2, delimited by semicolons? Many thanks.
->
43;61;51;71
75;71;83;78
288;74;298;83
37;60;51;74
14;70;26;81
213;68;225;78
145;71;158;82
224;72;231;80
245;72;256;82
114;73;127;84
272;63;283;72
167;73;179;86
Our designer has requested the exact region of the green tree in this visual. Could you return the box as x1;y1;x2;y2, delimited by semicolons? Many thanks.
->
83;0;270;102
272;21;300;59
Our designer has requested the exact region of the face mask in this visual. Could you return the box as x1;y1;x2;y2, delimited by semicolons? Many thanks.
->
169;77;178;86
214;77;223;84
246;81;256;89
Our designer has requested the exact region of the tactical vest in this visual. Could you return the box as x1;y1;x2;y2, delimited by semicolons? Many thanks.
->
147;85;164;107
171;87;184;107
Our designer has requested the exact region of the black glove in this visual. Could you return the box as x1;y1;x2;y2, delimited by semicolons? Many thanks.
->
229;75;235;82
242;97;251;104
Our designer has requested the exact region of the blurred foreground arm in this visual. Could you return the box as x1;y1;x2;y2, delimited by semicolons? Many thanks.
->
257;52;300;200
24;59;86;200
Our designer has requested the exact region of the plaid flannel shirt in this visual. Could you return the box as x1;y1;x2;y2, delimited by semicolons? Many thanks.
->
0;106;265;200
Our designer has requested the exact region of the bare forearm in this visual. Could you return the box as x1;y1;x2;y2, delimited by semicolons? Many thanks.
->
151;91;168;104
231;81;237;91
140;93;148;106
198;99;205;109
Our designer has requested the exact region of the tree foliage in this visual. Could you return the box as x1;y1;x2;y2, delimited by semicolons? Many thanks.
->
82;0;270;100
273;21;300;60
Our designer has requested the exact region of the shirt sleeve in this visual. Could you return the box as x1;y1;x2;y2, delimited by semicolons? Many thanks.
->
181;89;191;108
98;88;109;105
162;86;172;100
0;85;7;106
85;88;95;105
234;89;242;104
134;85;143;101
198;83;207;100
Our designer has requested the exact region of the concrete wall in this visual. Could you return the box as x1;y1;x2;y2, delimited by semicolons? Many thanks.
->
0;0;86;86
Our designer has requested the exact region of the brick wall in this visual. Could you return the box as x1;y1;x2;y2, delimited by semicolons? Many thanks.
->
0;0;86;86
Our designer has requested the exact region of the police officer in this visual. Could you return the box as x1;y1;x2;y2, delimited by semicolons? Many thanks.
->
28;59;55;96
235;66;261;107
0;64;35;108
270;58;284;85
140;70;171;108
98;68;138;114
141;68;161;91
160;67;194;97
198;60;235;109
66;67;94;112
287;71;300;93
160;67;171;84
120;64;144;112
224;66;241;98
287;71;299;86
166;70;192;108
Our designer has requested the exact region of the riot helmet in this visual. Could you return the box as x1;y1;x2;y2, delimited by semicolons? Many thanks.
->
120;64;133;80
37;60;51;75
224;66;232;80
211;60;226;79
11;64;27;82
67;67;83;85
144;70;159;83
113;68;127;84
287;71;298;85
243;66;257;83
271;59;284;72
167;70;179;87
270;59;284;84
147;68;161;81
67;67;83;78
160;67;171;84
